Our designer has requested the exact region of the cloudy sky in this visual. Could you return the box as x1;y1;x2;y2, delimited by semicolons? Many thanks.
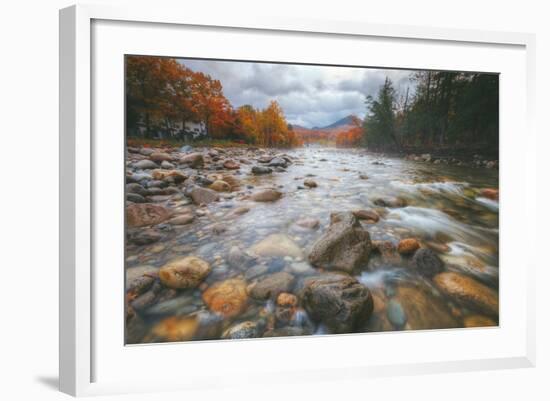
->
180;58;415;128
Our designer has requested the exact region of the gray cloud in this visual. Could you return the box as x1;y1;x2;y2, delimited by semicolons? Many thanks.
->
180;59;414;128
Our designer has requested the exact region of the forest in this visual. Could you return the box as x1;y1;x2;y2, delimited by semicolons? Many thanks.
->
126;56;301;147
126;56;498;155
362;72;499;155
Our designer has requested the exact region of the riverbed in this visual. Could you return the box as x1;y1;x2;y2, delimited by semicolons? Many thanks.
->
125;146;499;343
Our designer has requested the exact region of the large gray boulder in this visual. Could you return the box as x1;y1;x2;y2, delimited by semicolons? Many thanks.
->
308;212;372;273
301;273;373;333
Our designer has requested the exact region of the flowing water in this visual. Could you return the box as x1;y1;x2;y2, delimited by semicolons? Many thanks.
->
125;146;499;342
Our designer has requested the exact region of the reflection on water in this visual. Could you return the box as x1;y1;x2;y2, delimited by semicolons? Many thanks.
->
125;147;499;343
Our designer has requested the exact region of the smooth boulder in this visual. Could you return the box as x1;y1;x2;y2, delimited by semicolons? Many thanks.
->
190;187;219;205
250;189;283;202
126;203;171;227
301;274;373;333
158;256;211;289
434;272;499;317
202;278;249;318
308;212;372;273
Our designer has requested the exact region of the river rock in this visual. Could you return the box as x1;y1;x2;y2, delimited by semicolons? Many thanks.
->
223;160;240;170
133;159;158;170
230;206;250;216
168;214;194;225
480;188;499;200
269;157;287;167
304;179;317;188
190;187;219;205
202;278;249;318
152;169;187;182
126;203;172;227
127;193;146;203
372;240;402;265
227;246;255;269
463;314;497;327
248;272;295;300
180;152;204;168
308;212;372;273
251;166;272;175
397;238;421;255
373;197;407;208
412;248;444;277
386;299;407;328
249;234;303;258
221;174;241;190
126;183;149;196
150;316;199;342
301;273;373;333
250;189;282;202
150;152;172;163
222;320;266;339
161;160;175;169
209;180;231;192
394;286;459;330
295;217;320;230
352;209;379;223
130;229;162;245
434;272;499;317
158;256;211;289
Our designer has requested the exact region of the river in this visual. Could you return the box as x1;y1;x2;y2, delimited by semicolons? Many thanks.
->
125;146;499;343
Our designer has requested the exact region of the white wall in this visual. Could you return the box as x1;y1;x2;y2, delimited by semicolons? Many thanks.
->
0;0;548;400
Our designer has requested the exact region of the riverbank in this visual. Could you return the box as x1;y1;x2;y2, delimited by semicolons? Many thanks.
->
125;145;499;343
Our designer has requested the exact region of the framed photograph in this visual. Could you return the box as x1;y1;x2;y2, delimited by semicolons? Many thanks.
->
59;4;536;396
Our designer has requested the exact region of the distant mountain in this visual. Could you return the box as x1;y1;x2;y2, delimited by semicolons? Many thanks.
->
292;115;362;143
318;115;360;130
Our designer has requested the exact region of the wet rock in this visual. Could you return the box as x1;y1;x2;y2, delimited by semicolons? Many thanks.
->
251;165;273;175
126;183;149;196
161;160;175;169
480;188;499;200
221;174;241;191
275;292;299;325
412;248;444;277
133;159;158;170
304;179;317;188
248;272;295;300
463;314;497;327
295;217;320;230
269;157;287;167
127;193;146;203
222;320;266;339
126;203;172;227
308;212;372;273
397;238;421;255
301;273;373;333
126;274;156;297
359;174;369;180
150;152;172;163
352;209;379;223
158;256;211;289
180;152;204;168
250;189;282;202
139;147;155;156
130;229;162;245
394;286;459;330
434;272;498;317
126;265;158;288
223;160;240;170
202;278;249;318
373;197;407;208
245;264;269;280
258;155;273;163
209;180;231;192
150;316;199;342
249;234;304;258
190;187;219;205
386;299;407;328
151;169;187;183
230;206;250;216
168;214;194;225
227;246;254;269
125;313;148;344
277;292;298;307
143;294;199;317
263;326;310;337
372;240;402;265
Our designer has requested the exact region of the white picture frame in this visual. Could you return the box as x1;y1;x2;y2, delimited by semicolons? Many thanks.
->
59;3;536;397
